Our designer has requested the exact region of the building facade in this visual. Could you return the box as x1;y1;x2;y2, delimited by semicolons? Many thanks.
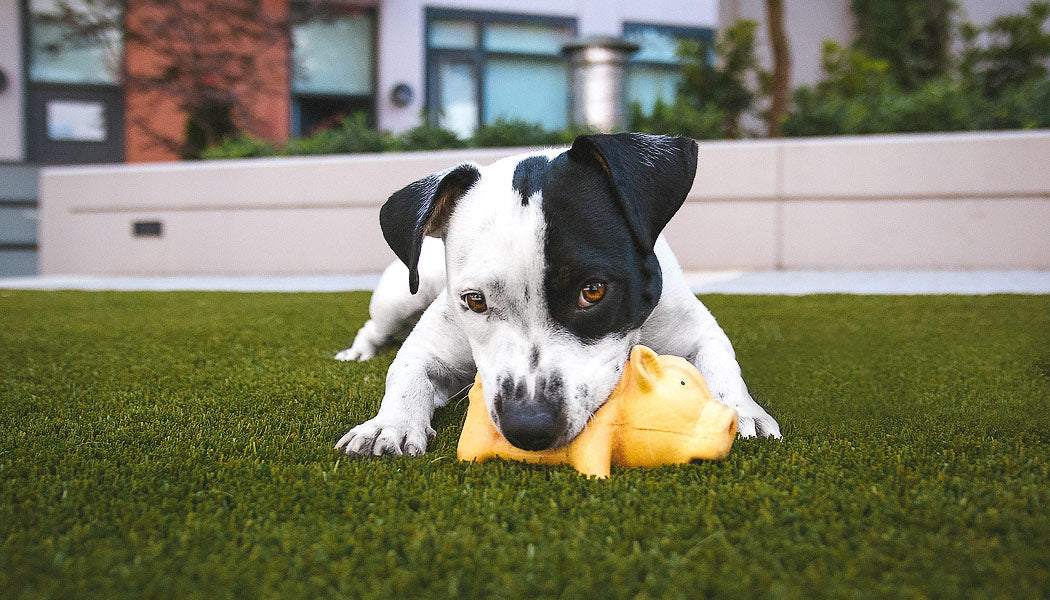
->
0;0;1037;276
0;0;718;275
1;0;718;168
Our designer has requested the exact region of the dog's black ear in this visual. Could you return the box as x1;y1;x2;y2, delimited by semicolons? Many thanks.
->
380;162;481;294
567;133;698;253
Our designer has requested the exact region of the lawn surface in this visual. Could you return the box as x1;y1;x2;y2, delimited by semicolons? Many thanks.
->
1;291;1048;599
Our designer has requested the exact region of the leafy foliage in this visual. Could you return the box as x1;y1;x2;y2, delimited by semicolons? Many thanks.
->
959;1;1050;98
471;118;568;148
201;115;600;159
629;97;727;140
850;0;956;90
389;122;466;152
198;134;279;160
784;2;1050;136
632;20;767;139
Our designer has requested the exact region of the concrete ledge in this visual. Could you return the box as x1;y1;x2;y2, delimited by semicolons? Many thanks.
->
38;130;1050;275
3;271;1048;295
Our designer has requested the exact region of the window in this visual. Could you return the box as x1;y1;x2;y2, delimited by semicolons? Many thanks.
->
28;0;123;86
25;0;125;163
291;5;376;135
623;24;713;116
426;10;575;139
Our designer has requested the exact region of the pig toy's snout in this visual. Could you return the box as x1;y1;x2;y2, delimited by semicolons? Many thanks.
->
690;401;739;461
719;403;739;437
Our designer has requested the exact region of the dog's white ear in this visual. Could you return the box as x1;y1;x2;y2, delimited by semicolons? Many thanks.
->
380;162;481;294
567;133;697;253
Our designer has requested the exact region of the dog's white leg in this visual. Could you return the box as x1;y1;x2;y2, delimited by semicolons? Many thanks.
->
688;312;782;438
335;292;474;456
645;238;782;438
336;238;446;361
648;298;782;438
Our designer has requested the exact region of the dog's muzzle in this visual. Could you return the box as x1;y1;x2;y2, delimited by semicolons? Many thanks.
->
494;374;567;451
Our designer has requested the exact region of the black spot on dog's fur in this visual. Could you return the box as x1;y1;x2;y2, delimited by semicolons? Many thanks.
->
576;383;589;400
512;156;551;206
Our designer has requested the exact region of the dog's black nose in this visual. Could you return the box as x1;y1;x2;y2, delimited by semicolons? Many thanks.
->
499;405;564;451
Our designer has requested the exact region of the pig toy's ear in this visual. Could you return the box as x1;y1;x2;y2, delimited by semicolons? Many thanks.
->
629;345;663;393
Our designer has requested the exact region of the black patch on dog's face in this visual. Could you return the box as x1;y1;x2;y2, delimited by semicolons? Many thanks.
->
512;156;551;206
533;134;697;342
537;153;663;341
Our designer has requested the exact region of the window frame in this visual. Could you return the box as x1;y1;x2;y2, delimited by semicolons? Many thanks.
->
21;0;126;164
622;22;714;115
289;3;378;136
424;8;577;136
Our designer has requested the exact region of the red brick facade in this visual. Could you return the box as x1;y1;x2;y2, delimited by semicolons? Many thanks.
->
123;0;291;162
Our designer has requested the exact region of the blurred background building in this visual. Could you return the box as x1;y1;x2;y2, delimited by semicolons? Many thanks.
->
0;0;1042;276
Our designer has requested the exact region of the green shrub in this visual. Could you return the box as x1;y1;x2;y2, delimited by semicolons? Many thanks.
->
198;134;279;159
200;113;596;159
390;122;465;151
850;0;955;90
959;1;1050;98
629;19;766;139
979;76;1050;129
783;2;1050;136
472;118;564;147
280;114;394;155
629;98;727;140
282;128;351;156
678;20;765;138
782;41;900;136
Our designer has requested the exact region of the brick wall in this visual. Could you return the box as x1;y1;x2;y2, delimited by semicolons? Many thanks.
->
123;0;291;162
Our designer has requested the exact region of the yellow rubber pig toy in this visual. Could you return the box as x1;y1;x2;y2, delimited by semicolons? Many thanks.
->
457;345;739;478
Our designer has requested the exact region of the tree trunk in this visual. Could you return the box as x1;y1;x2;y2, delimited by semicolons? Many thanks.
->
765;0;791;137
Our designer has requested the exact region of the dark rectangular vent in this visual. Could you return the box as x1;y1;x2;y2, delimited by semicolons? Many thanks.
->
133;221;162;237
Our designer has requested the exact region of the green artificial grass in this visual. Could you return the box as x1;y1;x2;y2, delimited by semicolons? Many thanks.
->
1;290;1049;599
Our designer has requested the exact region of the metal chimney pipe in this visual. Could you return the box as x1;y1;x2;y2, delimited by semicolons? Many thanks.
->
562;36;639;132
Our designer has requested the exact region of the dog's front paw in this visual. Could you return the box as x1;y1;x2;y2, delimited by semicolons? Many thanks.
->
334;344;373;362
335;416;436;456
722;386;782;439
734;400;782;439
334;336;377;362
737;412;782;439
335;320;382;362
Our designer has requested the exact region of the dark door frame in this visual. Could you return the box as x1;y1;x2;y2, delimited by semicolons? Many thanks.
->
21;0;125;165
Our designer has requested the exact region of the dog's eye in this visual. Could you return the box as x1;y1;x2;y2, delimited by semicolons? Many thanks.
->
577;281;606;308
463;292;487;313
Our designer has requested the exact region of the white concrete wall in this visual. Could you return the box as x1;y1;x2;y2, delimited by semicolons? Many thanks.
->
0;0;25;162
375;0;718;133
666;130;1050;270
39;130;1050;276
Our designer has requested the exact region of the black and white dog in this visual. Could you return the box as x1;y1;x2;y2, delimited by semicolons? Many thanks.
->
335;133;781;456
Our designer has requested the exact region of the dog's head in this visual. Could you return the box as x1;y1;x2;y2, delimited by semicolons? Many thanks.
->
381;133;698;450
